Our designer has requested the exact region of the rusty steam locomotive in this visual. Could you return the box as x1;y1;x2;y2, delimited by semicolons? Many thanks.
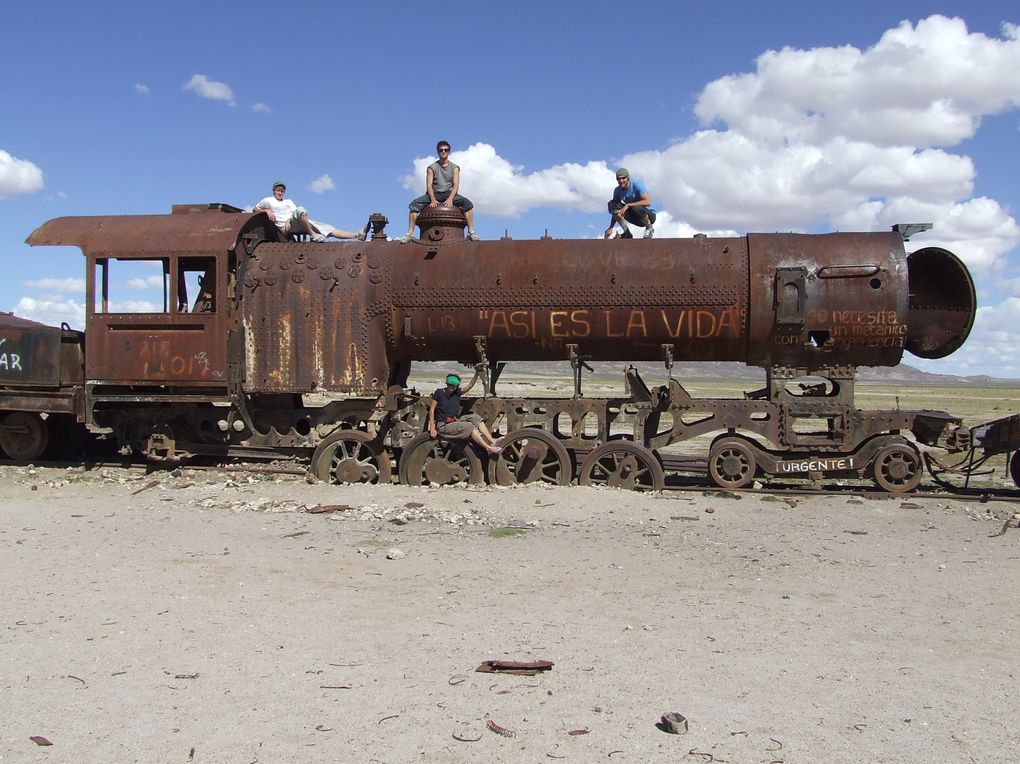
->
3;202;1012;492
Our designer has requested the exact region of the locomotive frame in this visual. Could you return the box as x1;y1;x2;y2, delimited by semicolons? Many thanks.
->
3;202;1015;493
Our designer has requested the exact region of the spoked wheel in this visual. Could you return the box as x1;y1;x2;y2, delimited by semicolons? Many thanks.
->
578;441;664;491
708;437;757;490
0;412;48;462
311;429;392;485
398;432;484;486
488;428;573;486
871;443;923;493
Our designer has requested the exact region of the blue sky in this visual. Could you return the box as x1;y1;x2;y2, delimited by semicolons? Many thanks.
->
3;1;1019;378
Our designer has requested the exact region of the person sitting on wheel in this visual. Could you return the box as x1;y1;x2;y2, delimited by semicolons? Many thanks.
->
428;371;502;455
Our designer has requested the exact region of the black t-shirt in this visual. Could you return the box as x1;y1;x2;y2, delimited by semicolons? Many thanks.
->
432;387;461;421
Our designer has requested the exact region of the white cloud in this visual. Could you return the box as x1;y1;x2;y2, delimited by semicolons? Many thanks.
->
12;297;84;330
183;74;236;106
0;149;44;198
916;297;1020;379
26;277;85;292
135;83;149;95
402;143;614;217
308;174;335;194
126;275;166;290
251;102;271;114
414;16;1018;281
695;16;1020;149
109;300;159;313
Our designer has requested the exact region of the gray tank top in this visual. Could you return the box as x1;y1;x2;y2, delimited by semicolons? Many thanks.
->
430;161;457;194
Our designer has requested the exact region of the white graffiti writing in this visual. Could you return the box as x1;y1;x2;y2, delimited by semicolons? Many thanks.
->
776;457;853;473
195;351;224;379
0;338;23;372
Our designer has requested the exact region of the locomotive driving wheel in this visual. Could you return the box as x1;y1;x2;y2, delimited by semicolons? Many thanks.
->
398;432;484;486
871;443;923;493
578;441;664;491
311;429;392;485
708;437;758;490
487;428;573;486
0;412;48;462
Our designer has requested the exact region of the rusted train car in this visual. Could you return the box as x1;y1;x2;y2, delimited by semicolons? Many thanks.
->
3;203;1006;492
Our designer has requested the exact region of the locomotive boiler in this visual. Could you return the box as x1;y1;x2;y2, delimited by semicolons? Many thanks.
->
2;203;987;492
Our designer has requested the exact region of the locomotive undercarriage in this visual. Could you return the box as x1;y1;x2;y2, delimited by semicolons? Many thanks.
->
4;364;999;494
365;364;960;492
80;363;957;493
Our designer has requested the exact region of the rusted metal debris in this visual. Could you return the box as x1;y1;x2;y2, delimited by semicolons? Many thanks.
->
990;516;1018;537
131;480;160;495
476;659;554;675
29;736;53;746
486;720;516;738
658;712;689;734
305;504;354;514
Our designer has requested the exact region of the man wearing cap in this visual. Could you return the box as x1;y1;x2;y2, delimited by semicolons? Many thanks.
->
428;370;502;455
254;181;365;242
604;168;656;239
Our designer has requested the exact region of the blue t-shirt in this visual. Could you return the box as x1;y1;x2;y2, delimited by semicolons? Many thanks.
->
613;178;655;211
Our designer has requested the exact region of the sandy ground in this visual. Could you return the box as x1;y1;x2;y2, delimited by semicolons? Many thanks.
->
1;464;1019;763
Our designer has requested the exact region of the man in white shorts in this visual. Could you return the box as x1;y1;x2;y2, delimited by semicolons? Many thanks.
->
254;181;365;241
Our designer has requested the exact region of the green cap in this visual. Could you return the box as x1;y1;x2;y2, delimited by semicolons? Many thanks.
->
445;374;461;385
615;167;630;179
273;181;286;190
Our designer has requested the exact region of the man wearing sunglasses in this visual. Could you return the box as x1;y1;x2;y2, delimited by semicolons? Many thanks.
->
604;167;656;239
400;140;480;243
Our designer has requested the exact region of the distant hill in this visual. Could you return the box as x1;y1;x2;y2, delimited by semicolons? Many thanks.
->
411;360;1020;386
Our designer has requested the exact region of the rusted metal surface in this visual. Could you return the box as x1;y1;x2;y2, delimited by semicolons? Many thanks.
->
974;413;1020;454
905;246;975;359
0;311;83;418
24;205;978;399
19;203;989;493
26;207;274;387
388;222;973;371
239;241;392;395
0;313;63;388
239;220;977;401
24;204;271;252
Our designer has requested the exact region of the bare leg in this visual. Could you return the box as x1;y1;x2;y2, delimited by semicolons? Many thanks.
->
465;208;475;231
406;211;418;237
471;429;501;454
326;229;360;239
293;213;325;240
476;421;500;447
